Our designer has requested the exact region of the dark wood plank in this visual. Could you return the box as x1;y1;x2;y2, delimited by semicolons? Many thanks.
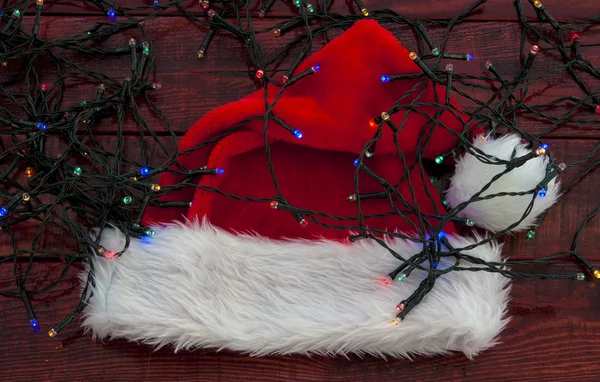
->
2;137;598;262
4;0;600;21
1;262;599;381
5;17;600;137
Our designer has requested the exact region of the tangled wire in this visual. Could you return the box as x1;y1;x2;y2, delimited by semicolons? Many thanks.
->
1;0;599;336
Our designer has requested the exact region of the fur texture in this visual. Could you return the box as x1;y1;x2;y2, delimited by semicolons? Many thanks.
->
445;134;560;232
81;219;510;358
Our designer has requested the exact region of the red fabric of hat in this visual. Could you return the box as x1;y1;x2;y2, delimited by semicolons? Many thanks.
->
143;20;475;240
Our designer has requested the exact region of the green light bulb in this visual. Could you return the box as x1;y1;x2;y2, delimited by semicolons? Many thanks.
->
143;46;150;53
397;274;406;282
15;10;21;16
435;156;444;164
527;231;535;239
122;196;132;204
73;167;82;176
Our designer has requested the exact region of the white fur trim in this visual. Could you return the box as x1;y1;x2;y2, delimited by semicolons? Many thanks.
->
446;134;560;232
81;220;510;358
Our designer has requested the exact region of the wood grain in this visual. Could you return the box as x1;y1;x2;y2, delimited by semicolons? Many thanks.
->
0;135;176;256
1;262;599;382
2;2;600;381
4;0;600;21
2;138;598;260
4;16;599;137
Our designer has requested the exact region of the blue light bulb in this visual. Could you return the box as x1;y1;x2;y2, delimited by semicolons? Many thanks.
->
36;122;47;130
437;231;447;241
30;319;38;328
292;129;303;139
141;236;151;244
0;206;7;217
216;168;225;175
312;64;320;72
541;143;549;150
433;261;439;269
353;159;359;167
538;188;547;197
153;0;159;4
467;53;474;61
381;75;390;83
107;9;116;20
140;167;149;176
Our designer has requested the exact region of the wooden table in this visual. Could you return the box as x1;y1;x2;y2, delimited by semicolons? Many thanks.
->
1;1;599;380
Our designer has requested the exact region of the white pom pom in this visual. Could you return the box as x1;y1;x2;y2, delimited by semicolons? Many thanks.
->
445;134;561;232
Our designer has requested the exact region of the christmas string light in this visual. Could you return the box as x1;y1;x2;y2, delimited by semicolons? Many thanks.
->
485;61;506;84
258;0;276;18
32;0;43;36
571;33;580;58
442;52;475;61
524;44;540;72
408;52;438;81
270;201;308;227
353;0;369;16
198;25;217;58
445;63;453;104
197;166;225;175
531;0;560;30
0;0;598;338
416;23;439;56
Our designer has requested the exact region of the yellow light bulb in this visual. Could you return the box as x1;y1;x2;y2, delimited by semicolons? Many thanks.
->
361;8;369;16
533;0;542;8
408;52;417;61
381;112;390;121
392;318;401;326
48;328;57;337
37;0;44;4
26;167;33;178
22;193;31;202
151;184;161;191
593;269;600;279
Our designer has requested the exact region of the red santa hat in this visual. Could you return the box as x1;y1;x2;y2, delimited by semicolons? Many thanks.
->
81;20;560;358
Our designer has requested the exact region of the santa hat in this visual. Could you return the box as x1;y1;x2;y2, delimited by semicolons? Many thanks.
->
81;20;559;358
